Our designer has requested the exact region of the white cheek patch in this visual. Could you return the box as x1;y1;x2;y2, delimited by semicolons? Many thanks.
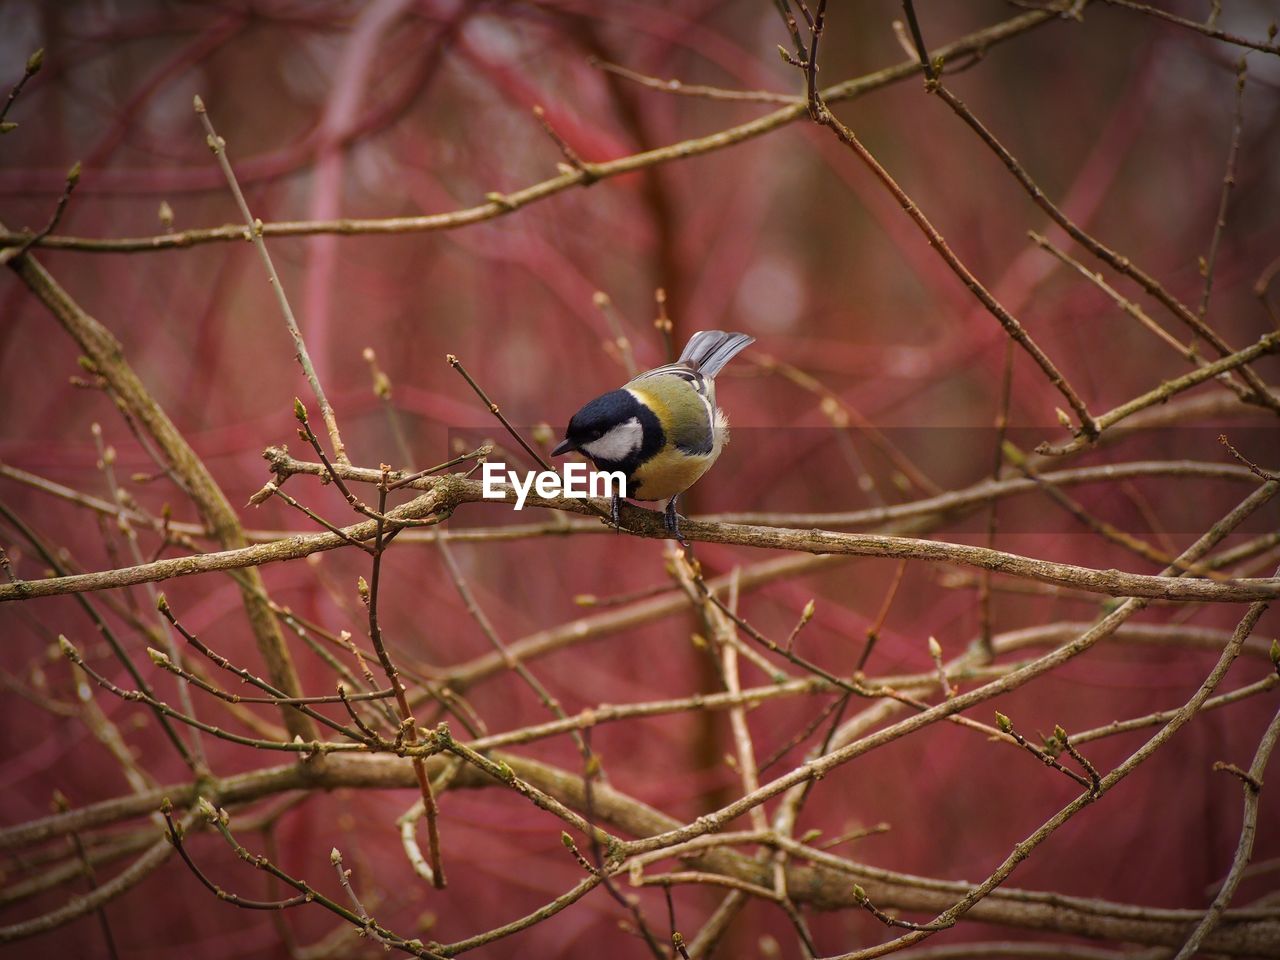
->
583;416;643;462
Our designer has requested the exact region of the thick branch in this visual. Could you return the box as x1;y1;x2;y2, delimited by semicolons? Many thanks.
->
3;241;315;740
3;473;1276;605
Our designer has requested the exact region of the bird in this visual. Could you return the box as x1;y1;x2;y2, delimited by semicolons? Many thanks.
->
551;330;755;542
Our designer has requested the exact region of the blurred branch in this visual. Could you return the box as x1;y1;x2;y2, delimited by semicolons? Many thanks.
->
0;811;193;944
1028;230;1195;359
0;7;1065;254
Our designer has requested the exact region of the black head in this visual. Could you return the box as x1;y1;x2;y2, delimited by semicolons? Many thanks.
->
552;389;663;472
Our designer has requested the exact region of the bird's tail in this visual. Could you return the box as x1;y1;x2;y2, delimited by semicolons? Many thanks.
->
677;330;755;378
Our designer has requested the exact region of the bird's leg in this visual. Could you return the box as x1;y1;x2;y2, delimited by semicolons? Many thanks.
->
664;496;690;550
611;494;622;532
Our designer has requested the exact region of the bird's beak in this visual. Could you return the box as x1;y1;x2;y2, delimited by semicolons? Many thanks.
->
551;438;576;457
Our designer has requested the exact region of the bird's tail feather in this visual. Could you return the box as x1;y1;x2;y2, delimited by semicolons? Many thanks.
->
677;330;755;377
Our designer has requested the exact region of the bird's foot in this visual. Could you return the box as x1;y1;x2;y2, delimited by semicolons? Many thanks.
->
664;497;691;551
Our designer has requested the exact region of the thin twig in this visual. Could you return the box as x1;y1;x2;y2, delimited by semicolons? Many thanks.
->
857;559;907;671
804;6;1099;439
979;339;1014;659
0;500;197;768
1100;0;1280;55
895;4;1280;412
1029;231;1197;360
1037;332;1280;455
193;96;349;462
993;712;1092;790
0;48;42;132
590;57;799;104
363;477;446;886
1173;702;1280;959
531;104;596;180
52;792;120;960
592;290;639;376
1197;58;1248;320
7;162;80;262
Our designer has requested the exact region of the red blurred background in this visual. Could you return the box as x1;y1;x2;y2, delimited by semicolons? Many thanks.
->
2;1;1279;957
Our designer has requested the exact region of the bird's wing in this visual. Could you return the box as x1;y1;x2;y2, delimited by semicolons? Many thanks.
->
627;369;716;456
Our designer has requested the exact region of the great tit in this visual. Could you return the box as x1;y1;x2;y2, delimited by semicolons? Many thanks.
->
552;330;754;540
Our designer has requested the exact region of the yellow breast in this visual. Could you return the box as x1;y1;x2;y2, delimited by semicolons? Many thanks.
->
629;446;719;502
